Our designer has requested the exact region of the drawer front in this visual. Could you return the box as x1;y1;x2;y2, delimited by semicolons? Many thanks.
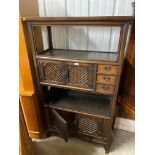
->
96;75;116;85
96;84;115;94
97;65;118;75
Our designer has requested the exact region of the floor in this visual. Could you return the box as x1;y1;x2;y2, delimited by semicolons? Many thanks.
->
33;129;135;155
117;106;134;120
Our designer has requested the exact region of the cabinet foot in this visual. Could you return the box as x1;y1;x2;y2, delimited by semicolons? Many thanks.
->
46;130;52;137
103;135;113;154
105;150;109;154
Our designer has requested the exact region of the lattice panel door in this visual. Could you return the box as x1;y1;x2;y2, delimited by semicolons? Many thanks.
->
38;60;66;84
67;64;95;89
73;114;104;139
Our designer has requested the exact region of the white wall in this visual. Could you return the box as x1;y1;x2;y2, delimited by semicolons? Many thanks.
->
38;0;134;52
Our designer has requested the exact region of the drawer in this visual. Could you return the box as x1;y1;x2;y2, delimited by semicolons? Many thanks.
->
96;75;116;85
96;84;115;94
97;65;118;75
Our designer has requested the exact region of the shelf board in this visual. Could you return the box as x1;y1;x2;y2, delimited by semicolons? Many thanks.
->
36;49;118;62
45;89;112;119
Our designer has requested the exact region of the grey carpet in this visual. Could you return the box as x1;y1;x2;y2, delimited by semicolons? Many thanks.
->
33;129;134;155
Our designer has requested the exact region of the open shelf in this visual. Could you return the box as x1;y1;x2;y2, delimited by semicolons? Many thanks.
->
45;88;112;119
36;49;118;62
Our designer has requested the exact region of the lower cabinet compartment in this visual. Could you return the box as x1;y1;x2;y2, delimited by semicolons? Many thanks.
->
44;107;111;144
43;87;113;147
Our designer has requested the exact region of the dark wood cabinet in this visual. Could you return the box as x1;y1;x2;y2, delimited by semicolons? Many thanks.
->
22;16;134;154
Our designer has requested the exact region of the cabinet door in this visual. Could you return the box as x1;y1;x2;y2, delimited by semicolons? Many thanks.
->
50;109;68;142
66;63;96;89
37;60;66;85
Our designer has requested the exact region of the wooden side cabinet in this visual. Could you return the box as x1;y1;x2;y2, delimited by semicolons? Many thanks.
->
118;23;135;119
19;19;43;138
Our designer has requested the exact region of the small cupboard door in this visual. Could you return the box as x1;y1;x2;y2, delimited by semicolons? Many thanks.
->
66;63;96;89
37;60;96;90
37;60;66;85
50;109;68;142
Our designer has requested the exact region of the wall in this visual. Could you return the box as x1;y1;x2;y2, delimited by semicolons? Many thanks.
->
19;0;39;16
38;0;134;52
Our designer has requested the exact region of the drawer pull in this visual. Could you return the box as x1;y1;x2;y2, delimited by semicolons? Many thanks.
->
102;85;110;90
104;66;111;71
103;76;110;81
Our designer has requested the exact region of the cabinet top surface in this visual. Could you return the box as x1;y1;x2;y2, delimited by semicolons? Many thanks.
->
36;49;118;62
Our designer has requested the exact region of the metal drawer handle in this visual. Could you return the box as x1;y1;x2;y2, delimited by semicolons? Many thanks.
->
103;76;110;81
102;85;110;90
104;66;111;71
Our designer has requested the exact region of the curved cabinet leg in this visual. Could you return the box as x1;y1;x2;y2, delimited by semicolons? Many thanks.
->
44;107;51;128
103;136;113;154
103;119;113;153
112;105;118;130
105;150;109;154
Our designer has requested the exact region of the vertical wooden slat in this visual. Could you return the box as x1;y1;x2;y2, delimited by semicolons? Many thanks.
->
47;26;53;49
41;26;48;50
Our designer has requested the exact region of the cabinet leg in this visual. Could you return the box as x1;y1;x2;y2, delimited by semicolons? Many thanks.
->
112;115;116;130
103;136;113;154
112;105;118;130
104;144;111;154
43;107;51;130
105;150;109;154
104;144;110;154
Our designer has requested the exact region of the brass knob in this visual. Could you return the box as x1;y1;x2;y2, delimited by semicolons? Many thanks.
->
103;76;110;81
104;66;111;71
102;85;109;90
